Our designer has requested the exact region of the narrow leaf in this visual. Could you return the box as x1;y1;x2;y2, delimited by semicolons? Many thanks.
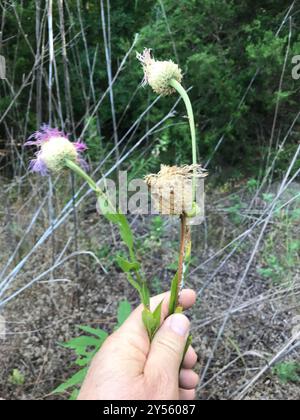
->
182;335;193;366
75;354;94;367
126;273;141;292
142;303;162;341
116;256;140;273
69;389;80;401
62;336;100;356
97;196;134;251
76;326;108;341
117;300;132;326
53;368;88;394
168;272;179;315
153;300;163;327
140;282;150;307
118;214;134;250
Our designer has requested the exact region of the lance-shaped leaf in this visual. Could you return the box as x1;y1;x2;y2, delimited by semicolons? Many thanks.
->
142;301;163;340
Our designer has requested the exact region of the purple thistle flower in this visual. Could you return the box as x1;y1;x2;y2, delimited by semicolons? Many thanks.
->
29;156;49;176
74;141;88;153
25;124;64;145
25;125;88;175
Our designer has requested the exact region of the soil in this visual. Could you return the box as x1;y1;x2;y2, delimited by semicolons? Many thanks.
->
0;189;299;400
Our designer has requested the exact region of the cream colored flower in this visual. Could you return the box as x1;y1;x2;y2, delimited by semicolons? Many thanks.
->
25;125;88;175
39;137;78;172
137;49;183;96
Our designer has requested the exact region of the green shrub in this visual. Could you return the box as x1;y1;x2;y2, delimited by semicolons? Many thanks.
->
273;362;300;384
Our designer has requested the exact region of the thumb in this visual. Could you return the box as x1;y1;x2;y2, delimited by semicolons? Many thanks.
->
145;314;190;382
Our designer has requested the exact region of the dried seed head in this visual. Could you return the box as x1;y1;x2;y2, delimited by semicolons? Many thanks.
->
137;49;183;96
145;165;207;216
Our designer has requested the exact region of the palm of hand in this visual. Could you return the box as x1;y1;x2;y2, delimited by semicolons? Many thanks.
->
79;290;198;401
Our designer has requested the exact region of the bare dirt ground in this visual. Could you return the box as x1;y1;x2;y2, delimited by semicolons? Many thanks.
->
0;186;299;400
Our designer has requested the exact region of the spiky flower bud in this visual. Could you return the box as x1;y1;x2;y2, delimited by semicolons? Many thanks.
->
137;49;183;96
25;125;87;176
145;165;207;216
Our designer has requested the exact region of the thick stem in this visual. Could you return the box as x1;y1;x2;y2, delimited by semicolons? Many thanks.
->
65;159;99;192
176;214;187;309
169;79;197;165
65;159;117;217
169;79;198;197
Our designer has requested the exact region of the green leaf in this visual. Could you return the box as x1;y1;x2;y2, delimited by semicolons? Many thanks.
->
75;355;94;367
273;362;300;383
142;309;154;340
97;196;117;220
53;368;88;394
182;335;193;366
97;196;134;252
116;256;140;273
62;336;101;356
118;214;134;251
153;300;163;326
126;273;142;292
142;301;163;341
9;369;25;386
117;300;132;326
69;389;80;401
76;326;108;341
140;281;150;307
168;272;179;315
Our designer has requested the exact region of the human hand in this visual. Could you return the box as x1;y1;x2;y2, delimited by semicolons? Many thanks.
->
78;289;198;400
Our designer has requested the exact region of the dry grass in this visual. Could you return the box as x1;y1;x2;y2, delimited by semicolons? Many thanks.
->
0;179;299;400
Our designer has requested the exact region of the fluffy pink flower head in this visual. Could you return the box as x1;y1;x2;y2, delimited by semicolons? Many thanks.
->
25;125;88;175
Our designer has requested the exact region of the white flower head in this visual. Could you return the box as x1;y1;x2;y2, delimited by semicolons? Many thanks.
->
39;136;78;172
25;125;88;175
137;49;183;96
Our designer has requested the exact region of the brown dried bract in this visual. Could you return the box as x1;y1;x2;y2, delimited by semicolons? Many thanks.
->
145;164;207;216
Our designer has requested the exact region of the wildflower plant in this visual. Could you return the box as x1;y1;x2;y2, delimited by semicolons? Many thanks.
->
25;125;88;175
139;49;207;321
26;126;153;337
26;49;206;382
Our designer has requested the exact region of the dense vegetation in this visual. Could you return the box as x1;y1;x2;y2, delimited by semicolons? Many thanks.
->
1;0;299;177
0;1;299;401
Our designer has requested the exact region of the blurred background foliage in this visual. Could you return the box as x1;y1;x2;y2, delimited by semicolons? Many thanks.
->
0;0;299;179
1;1;300;400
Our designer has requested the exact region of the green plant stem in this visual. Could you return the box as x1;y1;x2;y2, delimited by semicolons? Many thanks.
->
169;78;198;197
176;214;187;309
65;159;99;193
65;158;149;309
65;159;114;213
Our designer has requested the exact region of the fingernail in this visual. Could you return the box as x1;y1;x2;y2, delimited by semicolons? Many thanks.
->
166;314;190;337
